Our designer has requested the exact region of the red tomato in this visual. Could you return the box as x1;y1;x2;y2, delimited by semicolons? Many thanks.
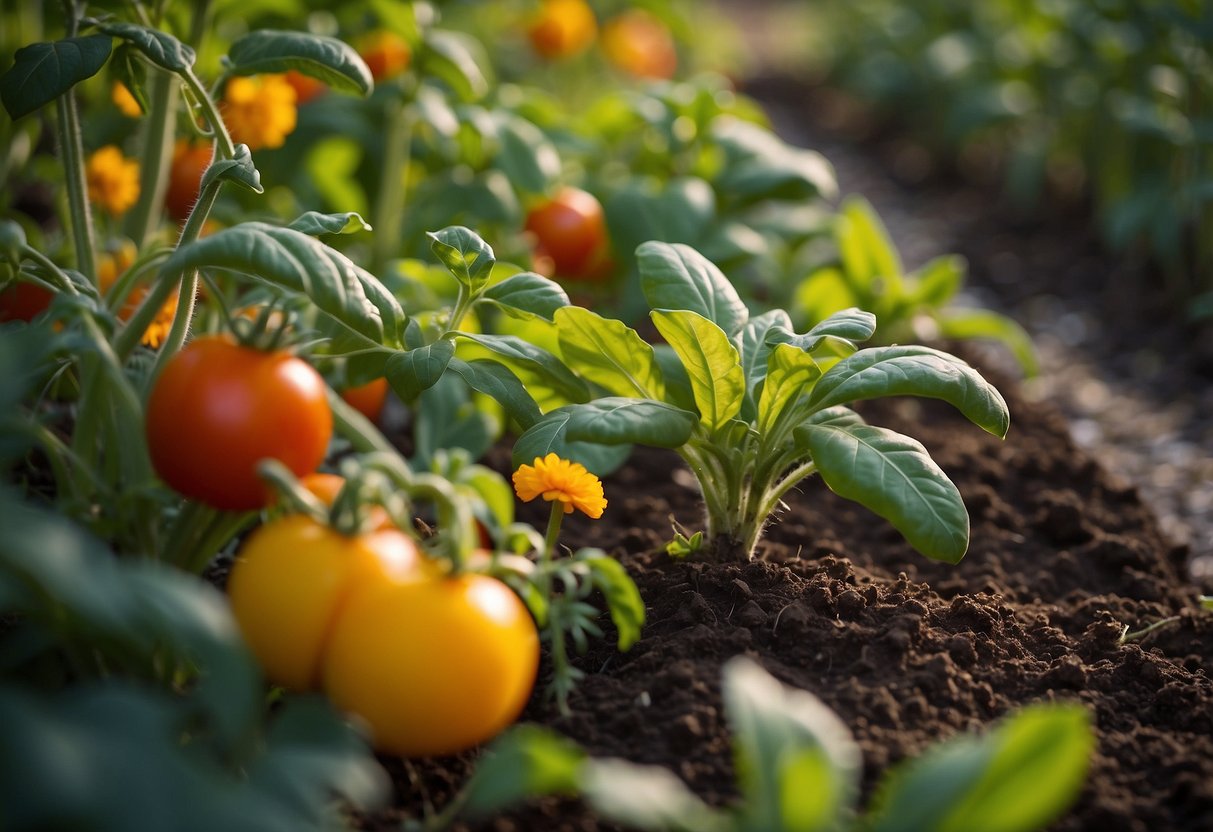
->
524;187;609;280
527;0;597;60
0;282;54;323
165;140;214;221
146;336;332;511
341;377;389;423
358;31;411;81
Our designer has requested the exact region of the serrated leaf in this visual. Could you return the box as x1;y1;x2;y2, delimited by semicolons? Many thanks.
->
723;656;860;832
757;343;820;434
638;241;748;337
582;758;727;832
798;422;970;563
868;705;1092;832
556;307;665;400
92;21;194;72
807;345;1010;438
162;222;404;346
651;309;743;431
462;726;584;817
445;357;542;429
385;340;455;399
198;143;262;194
457;332;588;404
482;272;569;321
580;552;645;650
226;30;372;97
428;225;496;291
1;35;112;120
286;211;371;236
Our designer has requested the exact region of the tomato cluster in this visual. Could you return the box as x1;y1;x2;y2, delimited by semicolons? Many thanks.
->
229;513;539;757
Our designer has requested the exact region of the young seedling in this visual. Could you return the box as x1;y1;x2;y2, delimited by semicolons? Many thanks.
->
513;241;1011;563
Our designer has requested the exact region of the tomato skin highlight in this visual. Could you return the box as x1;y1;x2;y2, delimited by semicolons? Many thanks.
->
323;572;540;757
524;187;609;280
228;514;420;690
145;336;333;511
341;377;389;423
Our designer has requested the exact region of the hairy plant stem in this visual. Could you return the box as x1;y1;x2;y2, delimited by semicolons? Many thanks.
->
124;69;179;247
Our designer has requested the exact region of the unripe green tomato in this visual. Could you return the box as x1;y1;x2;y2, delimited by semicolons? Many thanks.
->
227;514;420;691
322;571;540;757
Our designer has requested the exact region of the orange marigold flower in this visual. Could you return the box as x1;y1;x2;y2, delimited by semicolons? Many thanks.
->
98;239;177;348
112;81;142;117
513;453;607;518
221;74;298;151
528;0;598;61
86;145;140;216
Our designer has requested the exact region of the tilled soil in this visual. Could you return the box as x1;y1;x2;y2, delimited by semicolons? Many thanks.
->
369;374;1213;831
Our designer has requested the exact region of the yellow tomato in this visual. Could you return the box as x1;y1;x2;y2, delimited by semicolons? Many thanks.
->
322;572;539;757
227;515;420;691
527;0;597;60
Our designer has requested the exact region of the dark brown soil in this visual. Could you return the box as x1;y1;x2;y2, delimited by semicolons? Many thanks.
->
365;370;1213;831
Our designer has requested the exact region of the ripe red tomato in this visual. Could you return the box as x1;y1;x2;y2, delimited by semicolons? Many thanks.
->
165;139;214;221
341;377;389;423
146;336;332;511
524;186;609;280
0;282;54;323
323;571;539;757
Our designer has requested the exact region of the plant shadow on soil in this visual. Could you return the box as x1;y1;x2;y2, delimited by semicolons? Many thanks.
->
364;361;1213;832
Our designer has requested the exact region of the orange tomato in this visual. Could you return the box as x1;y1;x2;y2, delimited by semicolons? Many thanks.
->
283;69;327;104
524;186;610;280
299;472;393;531
358;31;411;81
165;140;214;221
341;377;389;423
601;10;677;79
527;0;597;60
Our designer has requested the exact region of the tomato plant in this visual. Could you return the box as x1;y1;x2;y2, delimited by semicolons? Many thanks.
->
228;513;421;691
323;570;539;757
146;336;332;511
524;186;610;280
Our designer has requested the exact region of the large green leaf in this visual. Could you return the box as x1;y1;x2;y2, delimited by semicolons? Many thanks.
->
462;727;584;818
494;113;560;194
651;309;744;431
93;21;195;72
738;308;793;396
163;223;405;346
427;225;496;292
445;357;542;429
911;255;965;308
420;30;489;101
0;35;112;120
638;241;748;337
604;178;716;263
757;343;820;434
937;309;1039;378
556;307;665;400
482;272;569;322
579;551;645;651
512;399;696;472
286;211;371;236
806;346;1010;438
836;196;903;293
457;332;588;404
723;656;860;832
711;118;838;202
868;705;1093;832
798;422;969;563
582;759;727;832
226;30;372;96
384;339;455;399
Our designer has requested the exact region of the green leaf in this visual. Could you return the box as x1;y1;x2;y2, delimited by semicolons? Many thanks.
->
579;551;645;650
805;307;877;344
112;44;149;114
798;422;970;563
805;406;866;430
482;272;569;322
92;21;194;72
638;241;748;337
651;309;744;431
757;343;820;434
723;656;860;832
198;144;263;194
286;211;372;236
582;758;727;832
868;705;1093;832
413;374;494;465
458;332;588;404
494;113;560;194
1199;595;1213;611
556;307;665;400
226;30;372;96
462;726;585;817
738;308;793;398
836;196;903;292
427;225;496;291
1;35;113;120
513;399;696;473
937;309;1039;378
163;222;404;346
385;340;455;399
652;344;696;412
604;178;716;262
712;118;837;202
445;357;542;430
912;255;965;308
305;136;368;218
420;30;489;102
806;346;1010;438
794;267;857;327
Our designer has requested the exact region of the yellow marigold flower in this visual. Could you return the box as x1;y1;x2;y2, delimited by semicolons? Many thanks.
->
86;146;140;217
112;81;142;117
221;74;298;151
513;453;607;518
98;239;177;348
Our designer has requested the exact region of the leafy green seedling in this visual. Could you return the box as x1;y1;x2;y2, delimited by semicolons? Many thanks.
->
514;240;1010;563
797;196;1037;376
457;657;1093;832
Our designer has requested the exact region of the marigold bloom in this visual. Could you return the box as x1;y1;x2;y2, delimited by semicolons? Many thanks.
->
528;0;597;61
112;81;142;117
98;239;177;348
513;453;607;518
86;145;140;216
221;74;298;151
